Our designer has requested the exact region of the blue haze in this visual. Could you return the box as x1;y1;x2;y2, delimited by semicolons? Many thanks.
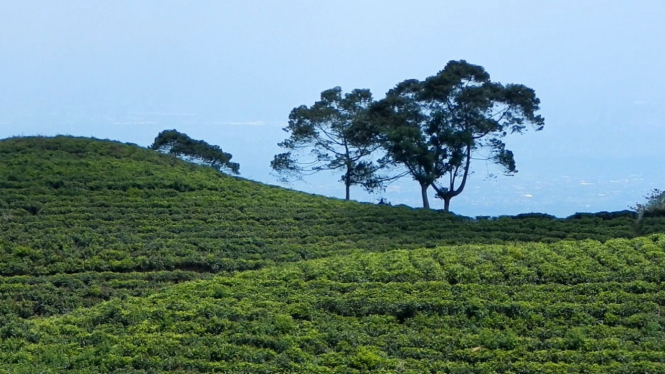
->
0;1;663;217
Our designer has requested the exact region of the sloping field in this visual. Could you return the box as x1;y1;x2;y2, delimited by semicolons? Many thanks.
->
1;136;662;321
2;236;665;373
0;137;662;321
1;136;665;373
2;137;653;276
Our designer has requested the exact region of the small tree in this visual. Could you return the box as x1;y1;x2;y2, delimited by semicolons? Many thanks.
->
271;87;392;200
631;188;665;220
372;60;544;211
150;129;239;174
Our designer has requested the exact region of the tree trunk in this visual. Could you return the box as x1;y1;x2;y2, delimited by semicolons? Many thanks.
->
344;163;352;200
443;196;451;212
421;184;430;210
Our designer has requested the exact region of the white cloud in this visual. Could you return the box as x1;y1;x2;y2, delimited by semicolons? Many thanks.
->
136;112;198;116
385;185;402;193
228;121;265;126
210;121;265;126
112;121;158;125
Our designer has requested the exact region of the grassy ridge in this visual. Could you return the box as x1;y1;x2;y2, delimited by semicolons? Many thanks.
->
2;236;665;373
1;136;665;373
0;136;663;321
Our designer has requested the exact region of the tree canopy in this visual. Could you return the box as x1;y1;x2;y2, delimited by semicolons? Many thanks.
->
150;129;239;174
271;87;392;200
371;60;544;211
632;188;665;220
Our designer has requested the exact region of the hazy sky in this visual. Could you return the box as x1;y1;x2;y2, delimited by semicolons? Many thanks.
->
1;1;663;217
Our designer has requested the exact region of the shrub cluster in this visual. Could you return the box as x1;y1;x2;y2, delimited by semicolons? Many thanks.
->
1;137;664;372
1;236;665;373
0;137;663;321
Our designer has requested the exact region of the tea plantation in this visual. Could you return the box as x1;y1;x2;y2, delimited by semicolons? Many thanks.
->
1;136;664;373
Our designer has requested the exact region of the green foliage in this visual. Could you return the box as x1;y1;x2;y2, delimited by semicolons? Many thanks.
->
271;87;391;200
2;236;665;372
1;136;665;372
151;129;240;174
371;60;544;211
0;136;663;322
633;189;665;218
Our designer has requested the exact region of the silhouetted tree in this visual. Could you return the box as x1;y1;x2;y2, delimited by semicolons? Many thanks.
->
272;87;395;200
372;60;544;211
150;129;239;174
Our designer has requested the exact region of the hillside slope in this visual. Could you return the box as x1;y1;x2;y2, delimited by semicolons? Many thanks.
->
0;136;663;321
2;236;665;373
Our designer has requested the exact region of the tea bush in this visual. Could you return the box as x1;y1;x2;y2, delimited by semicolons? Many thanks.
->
1;236;665;372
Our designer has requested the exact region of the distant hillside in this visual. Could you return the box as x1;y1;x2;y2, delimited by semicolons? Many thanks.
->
0;136;663;321
3;236;665;373
1;136;665;373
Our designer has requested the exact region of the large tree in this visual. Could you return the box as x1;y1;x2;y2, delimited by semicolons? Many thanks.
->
150;129;240;174
271;87;391;200
372;60;544;211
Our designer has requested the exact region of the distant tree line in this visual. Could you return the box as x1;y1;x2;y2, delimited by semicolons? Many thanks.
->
272;60;545;211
